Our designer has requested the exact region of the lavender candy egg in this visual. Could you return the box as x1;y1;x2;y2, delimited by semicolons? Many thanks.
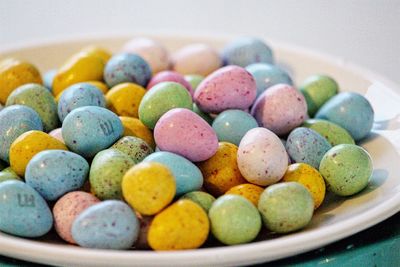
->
194;66;257;113
251;84;307;136
237;127;288;186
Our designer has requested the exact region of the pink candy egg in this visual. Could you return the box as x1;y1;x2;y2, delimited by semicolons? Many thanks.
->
49;128;64;143
154;108;218;162
147;71;194;96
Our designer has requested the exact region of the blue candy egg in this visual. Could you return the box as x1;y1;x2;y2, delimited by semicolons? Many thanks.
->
286;127;332;169
212;109;258;146
143;151;203;196
0;105;43;162
58;83;106;122
62;106;123;158
0;180;53;237
245;63;293;97
43;69;57;92
104;53;152;88
222;37;274;67
315;92;374;141
71;200;139;249
25;150;89;201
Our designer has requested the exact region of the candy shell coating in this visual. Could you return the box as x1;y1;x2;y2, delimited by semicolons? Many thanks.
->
43;69;57;92
120;116;155;149
193;103;213;125
0;167;22;183
225;183;264;206
184;74;204;91
111;136;153;163
80;46;111;64
49;128;64;143
147;71;194;96
303;119;355;146
180;191;216;212
86;81;109;94
106;82;146;118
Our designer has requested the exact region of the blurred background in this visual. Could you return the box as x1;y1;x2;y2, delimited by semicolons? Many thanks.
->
1;0;399;84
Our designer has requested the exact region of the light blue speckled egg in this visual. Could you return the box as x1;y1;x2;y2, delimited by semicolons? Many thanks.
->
286;127;332;169
25;150;89;201
58;83;106;122
143;151;203;196
104;53;152;88
212;109;258;146
62;106;123;158
0;105;43;162
315;92;374;141
43;69;57;92
71;200;139;249
245;63;293;97
0;180;53;237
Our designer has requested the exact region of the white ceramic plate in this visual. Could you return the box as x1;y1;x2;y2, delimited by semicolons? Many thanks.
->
0;34;400;267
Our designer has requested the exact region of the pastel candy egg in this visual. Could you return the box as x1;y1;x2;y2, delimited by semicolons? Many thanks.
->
146;71;194;96
43;69;57;91
0;105;43;162
194;66;257;113
286;127;332;169
184;74;204;90
148;199;209;250
86;81;109;94
319;144;373;196
222;37;274;67
237;127;288;186
251;84;307;136
120;116;155;149
122;162;176;215
49;128;64;143
89;148;135;200
209;194;261;245
300;75;339;116
172;44;222;76
111;136;153;163
6;83;59;132
10;130;68;176
57;82;106;122
104;53;152;88
180;191;216;212
53;191;100;244
303;119;355;146
246;63;293;97
25;150;89;201
138;82;193;129
193;103;213;125
212;109;258;146
154;108;218;162
62;106;123;158
225;183;265;206
0;180;53;237
143;151;203;196
80;46;111;64
72;200;139;249
315;92;374;141
258;182;314;233
197;142;246;196
106;82;146;118
282;163;326;209
0;167;22;183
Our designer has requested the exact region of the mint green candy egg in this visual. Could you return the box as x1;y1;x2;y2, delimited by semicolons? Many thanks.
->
184;75;204;91
181;191;215;212
303;119;355;146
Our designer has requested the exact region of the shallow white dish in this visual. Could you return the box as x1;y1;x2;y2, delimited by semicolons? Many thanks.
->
0;34;400;267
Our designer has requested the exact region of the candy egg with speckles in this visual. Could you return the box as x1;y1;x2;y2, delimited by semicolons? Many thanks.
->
146;71;194;96
237;127;288;186
112;136;153;164
303;119;355;146
225;183;265;207
120;116;155;149
106;82;146;118
180;191;216;212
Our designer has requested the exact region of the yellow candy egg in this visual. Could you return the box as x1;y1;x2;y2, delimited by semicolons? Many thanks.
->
282;163;326;209
80;46;112;64
120;116;155;149
85;81;109;94
0;58;42;104
9;130;68;176
148;199;209;250
122;162;175;215
225;183;265;206
197;142;247;196
106;83;146;118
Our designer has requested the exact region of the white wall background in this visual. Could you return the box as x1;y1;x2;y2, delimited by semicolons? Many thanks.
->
1;0;399;84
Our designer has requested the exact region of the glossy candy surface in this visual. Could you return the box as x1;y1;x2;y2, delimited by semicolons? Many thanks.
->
119;116;155;149
146;71;194;96
111;136;153;164
303;119;355;146
180;191;216;212
106;82;146;118
225;183;265;206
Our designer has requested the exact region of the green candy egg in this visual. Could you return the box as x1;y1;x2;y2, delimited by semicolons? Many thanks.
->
209;194;261;245
258;182;314;233
112;136;153;164
303;119;355;146
181;191;216;212
192;103;213;125
0;167;22;183
184;74;204;91
319;144;372;196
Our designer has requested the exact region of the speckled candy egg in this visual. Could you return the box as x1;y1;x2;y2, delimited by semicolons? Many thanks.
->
0;180;53;237
154;108;218;162
180;191;216;212
0;105;43;162
143;151;203;196
286;127;332;169
258;182;314;233
185;74;204;90
72;200;139;249
112;136;152;163
49;128;64;143
104;53;152;88
53;191;100;244
246;63;293;97
62;106;123;158
6;83;58;132
106;82;146;118
251;84;307;136
225;183;265;206
237;127;288;186
194;66;257;113
303;119;355;146
315;92;374;141
148;199;209;250
120;116;155;149
209;194;261;245
212;109;258;146
146;71;194;96
86;81;109;94
57;82;106;122
80;46;111;64
319;144;373;196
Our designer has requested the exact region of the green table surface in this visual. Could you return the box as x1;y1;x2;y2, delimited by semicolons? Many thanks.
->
1;212;399;267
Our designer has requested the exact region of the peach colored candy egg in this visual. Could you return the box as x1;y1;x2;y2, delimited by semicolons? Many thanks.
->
49;128;64;143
